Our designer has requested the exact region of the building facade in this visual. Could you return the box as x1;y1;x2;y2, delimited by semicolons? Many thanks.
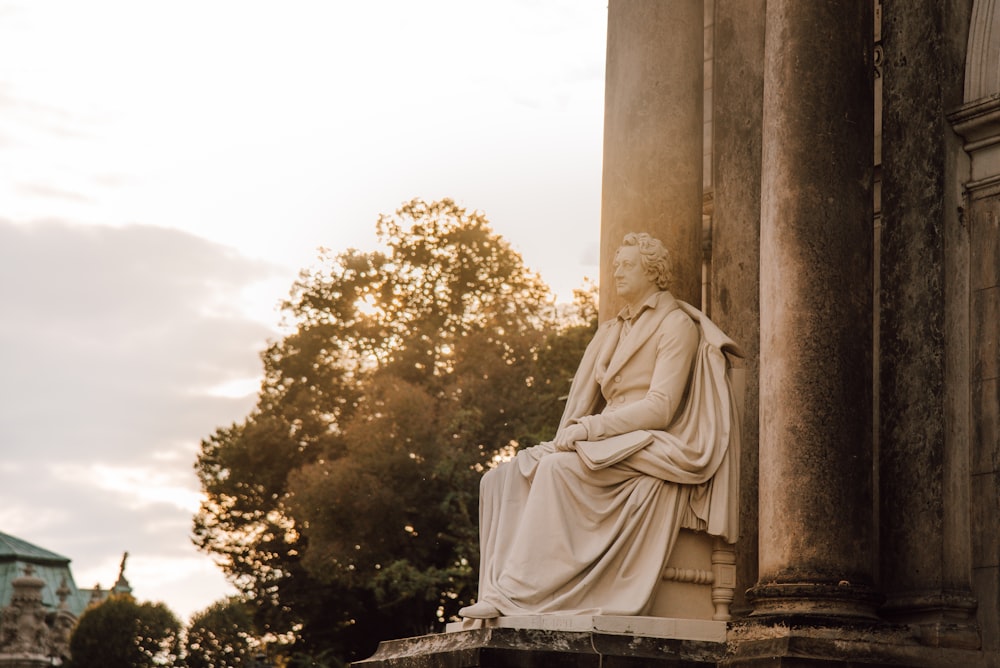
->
599;0;998;663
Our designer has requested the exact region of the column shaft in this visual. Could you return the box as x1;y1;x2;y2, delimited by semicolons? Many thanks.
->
751;0;877;619
600;0;703;319
711;0;765;618
879;0;978;646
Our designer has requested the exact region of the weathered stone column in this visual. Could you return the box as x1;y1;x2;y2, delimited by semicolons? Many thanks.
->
600;0;703;319
711;0;765;619
879;0;979;648
749;0;878;620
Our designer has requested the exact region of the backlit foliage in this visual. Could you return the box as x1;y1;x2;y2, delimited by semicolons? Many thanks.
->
193;199;594;665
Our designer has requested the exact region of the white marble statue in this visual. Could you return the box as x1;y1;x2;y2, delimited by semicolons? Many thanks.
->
458;232;742;620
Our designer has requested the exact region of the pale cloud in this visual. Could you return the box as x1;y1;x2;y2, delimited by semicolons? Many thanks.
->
0;0;607;300
0;219;277;619
50;463;203;514
0;223;277;473
0;504;71;536
16;182;94;203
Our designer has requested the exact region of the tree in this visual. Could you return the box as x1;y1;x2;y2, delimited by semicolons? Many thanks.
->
68;595;182;668
193;199;594;665
185;597;260;668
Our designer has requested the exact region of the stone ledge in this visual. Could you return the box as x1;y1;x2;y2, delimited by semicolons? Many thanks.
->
352;623;727;667
445;614;728;643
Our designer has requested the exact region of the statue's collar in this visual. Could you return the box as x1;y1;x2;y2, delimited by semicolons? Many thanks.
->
616;290;673;324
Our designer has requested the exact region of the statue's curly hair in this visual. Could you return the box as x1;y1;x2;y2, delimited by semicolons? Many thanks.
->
620;232;672;290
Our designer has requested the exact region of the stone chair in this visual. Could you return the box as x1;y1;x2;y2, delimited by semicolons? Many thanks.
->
648;360;744;623
648;530;736;621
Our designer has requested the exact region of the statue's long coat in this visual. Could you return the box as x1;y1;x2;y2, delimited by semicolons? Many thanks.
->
475;291;742;616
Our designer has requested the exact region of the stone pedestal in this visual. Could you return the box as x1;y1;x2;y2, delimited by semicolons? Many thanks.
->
600;0;704;317
353;621;993;668
354;622;726;668
749;0;878;620
722;622;990;668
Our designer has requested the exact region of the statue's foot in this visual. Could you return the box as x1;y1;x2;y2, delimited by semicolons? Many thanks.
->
458;601;501;619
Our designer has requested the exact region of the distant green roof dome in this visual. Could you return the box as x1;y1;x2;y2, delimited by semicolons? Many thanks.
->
0;532;71;565
0;531;90;617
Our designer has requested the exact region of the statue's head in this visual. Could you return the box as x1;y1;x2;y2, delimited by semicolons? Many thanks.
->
618;232;671;291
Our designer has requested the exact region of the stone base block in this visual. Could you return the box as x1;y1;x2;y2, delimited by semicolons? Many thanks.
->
353;617;997;667
353;619;728;668
722;621;993;668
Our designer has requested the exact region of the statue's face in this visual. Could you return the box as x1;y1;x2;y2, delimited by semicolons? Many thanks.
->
613;245;656;303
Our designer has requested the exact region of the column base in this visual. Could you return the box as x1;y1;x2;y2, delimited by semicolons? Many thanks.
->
723;620;990;668
746;582;882;622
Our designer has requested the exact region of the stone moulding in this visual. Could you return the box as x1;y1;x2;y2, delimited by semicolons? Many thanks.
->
950;95;1000;190
745;581;884;622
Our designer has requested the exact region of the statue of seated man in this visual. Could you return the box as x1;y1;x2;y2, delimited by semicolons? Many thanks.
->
459;232;742;620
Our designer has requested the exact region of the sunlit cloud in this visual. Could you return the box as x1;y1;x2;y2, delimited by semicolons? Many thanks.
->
51;464;203;513
150;445;199;463
203;377;263;400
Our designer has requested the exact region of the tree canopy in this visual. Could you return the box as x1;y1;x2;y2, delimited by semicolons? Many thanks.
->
68;595;182;668
193;199;595;665
184;597;260;668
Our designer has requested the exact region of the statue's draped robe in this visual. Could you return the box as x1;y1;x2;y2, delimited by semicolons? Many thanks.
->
475;291;742;616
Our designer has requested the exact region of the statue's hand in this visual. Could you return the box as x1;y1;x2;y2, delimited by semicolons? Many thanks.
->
553;423;587;451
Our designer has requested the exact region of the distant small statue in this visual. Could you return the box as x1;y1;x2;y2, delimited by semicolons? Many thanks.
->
459;232;742;619
112;551;132;594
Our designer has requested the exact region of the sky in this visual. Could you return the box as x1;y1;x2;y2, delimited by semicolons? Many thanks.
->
0;1;608;621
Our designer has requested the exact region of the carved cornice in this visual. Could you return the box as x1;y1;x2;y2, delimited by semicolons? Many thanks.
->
950;94;1000;146
949;95;1000;189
